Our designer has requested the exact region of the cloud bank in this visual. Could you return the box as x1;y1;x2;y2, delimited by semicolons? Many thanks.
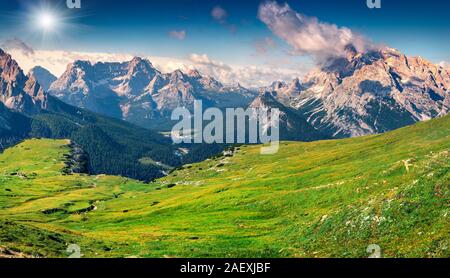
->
1;40;303;88
1;38;35;56
258;1;375;62
187;53;301;88
168;30;186;40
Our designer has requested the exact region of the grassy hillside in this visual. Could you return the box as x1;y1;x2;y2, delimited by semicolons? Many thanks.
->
0;115;449;258
0;97;181;182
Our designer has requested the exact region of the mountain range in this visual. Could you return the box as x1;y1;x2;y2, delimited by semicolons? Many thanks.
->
261;46;449;137
48;58;257;129
39;46;449;138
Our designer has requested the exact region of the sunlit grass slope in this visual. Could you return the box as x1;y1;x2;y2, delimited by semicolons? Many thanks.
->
0;115;449;258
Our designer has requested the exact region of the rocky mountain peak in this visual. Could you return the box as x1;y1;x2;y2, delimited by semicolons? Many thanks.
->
128;57;154;72
250;91;277;109
344;44;358;60
198;75;222;90
24;76;46;101
380;47;401;57
49;60;92;95
287;47;449;137
145;73;167;93
183;68;222;90
114;57;158;96
130;56;144;63
288;78;302;90
170;70;186;82
28;66;57;91
0;49;47;114
271;81;286;91
0;49;26;83
71;60;92;71
186;68;202;79
258;78;302;101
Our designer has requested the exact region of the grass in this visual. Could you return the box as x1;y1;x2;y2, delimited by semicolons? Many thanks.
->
0;115;449;258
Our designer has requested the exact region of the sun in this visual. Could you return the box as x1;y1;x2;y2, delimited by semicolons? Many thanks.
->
38;12;57;31
16;2;83;43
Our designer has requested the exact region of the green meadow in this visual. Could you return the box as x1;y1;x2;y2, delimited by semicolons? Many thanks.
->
0;115;449;258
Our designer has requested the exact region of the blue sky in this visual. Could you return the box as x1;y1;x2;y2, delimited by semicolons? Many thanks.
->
0;0;448;85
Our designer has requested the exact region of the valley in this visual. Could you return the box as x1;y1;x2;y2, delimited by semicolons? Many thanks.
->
0;115;448;258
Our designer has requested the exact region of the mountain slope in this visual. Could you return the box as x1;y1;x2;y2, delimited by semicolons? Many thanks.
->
0;115;448;258
249;92;327;141
0;102;31;148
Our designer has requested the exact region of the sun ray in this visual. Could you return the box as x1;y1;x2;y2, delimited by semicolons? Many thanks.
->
37;11;57;31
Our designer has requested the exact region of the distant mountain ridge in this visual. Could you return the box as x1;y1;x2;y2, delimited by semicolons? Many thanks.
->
43;47;449;138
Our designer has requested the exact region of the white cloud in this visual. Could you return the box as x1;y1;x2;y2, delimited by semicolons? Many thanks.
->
211;6;228;23
3;47;134;77
187;53;301;88
189;53;231;70
254;37;277;54
211;6;237;33
258;1;375;62
189;53;213;64
1;38;35;56
168;30;186;40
